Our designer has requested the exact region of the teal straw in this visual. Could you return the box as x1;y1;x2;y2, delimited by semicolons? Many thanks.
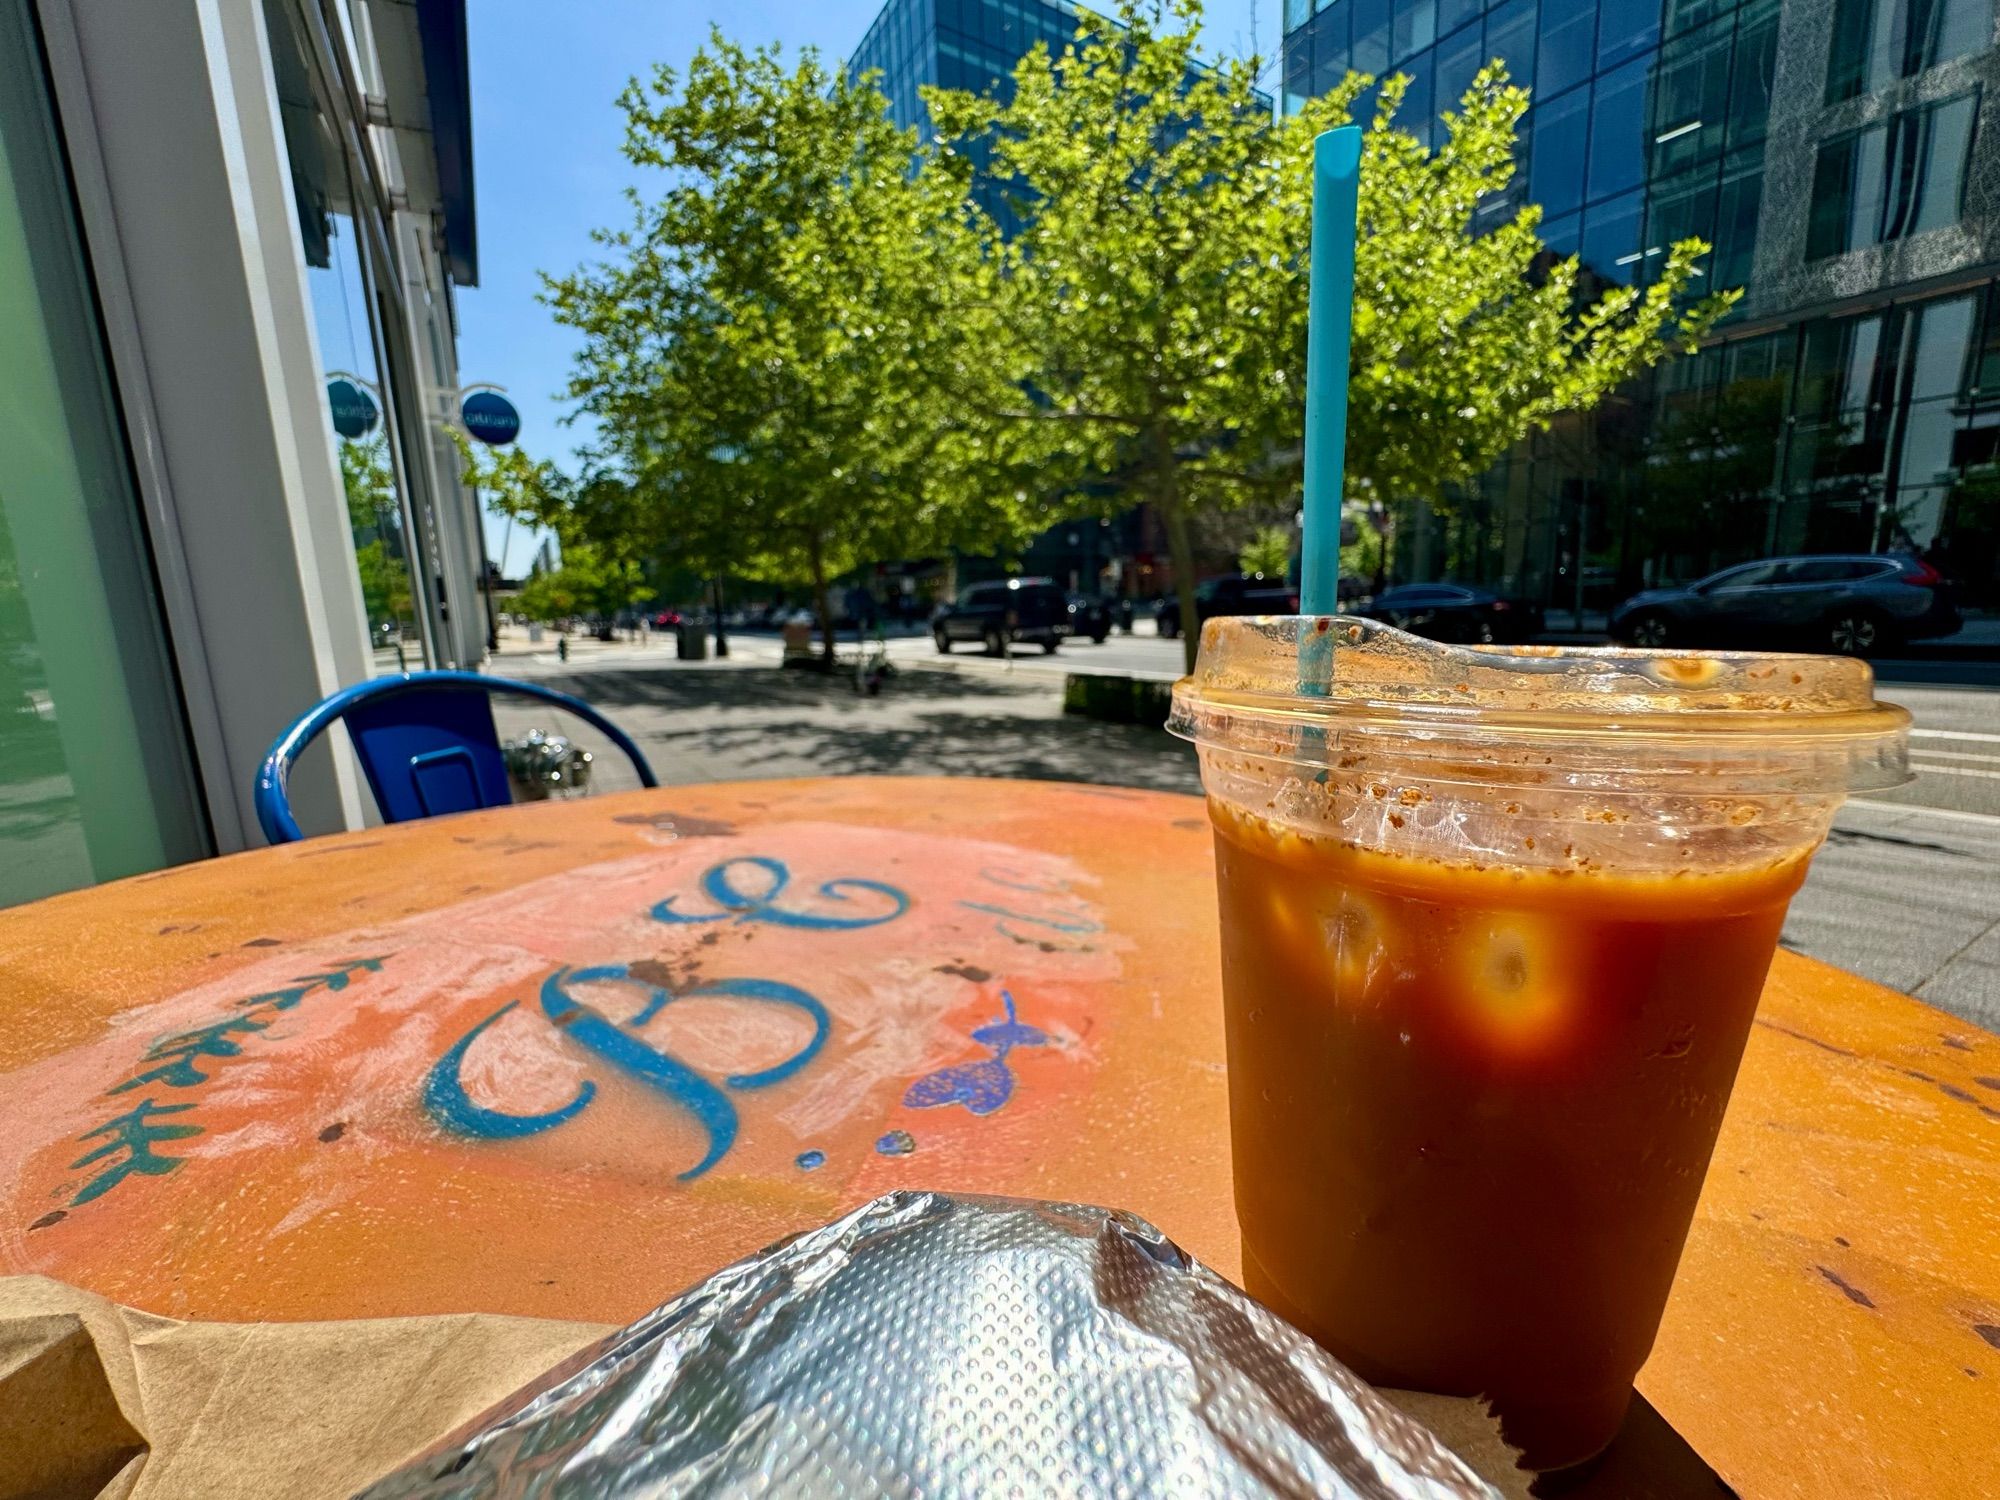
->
1300;126;1361;620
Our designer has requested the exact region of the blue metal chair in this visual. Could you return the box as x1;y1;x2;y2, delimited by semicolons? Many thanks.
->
255;670;658;844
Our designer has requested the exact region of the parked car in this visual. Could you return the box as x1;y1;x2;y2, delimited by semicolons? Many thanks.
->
1066;593;1113;644
1608;554;1960;656
649;610;683;630
933;578;1070;653
1351;583;1542;643
1155;573;1299;638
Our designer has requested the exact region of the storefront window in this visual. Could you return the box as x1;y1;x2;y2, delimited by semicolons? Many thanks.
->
0;1;210;904
265;0;427;674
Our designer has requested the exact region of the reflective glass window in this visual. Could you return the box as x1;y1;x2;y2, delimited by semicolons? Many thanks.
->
1531;86;1592;218
1538;0;1599;100
1809;93;1977;257
1650;19;1733;179
1434;22;1484;110
1881;91;1976;241
1285;36;1313;112
1582;190;1645;281
1797;313;1886;422
1314;10;1352;94
1394;0;1437;59
1587;57;1651;204
1352;74;1385;123
1398;49;1436;143
1908;293;1977;401
1644;166;1718;282
1827;0;1990;101
1712;148;1764;289
1598;0;1665;68
1436;0;1482;40
1664;0;1729;35
1806;125;1885;258
0;0;210;901
1287;0;1314;31
1353;0;1392;73
1485;0;1537;91
1727;0;1780;152
1971;284;2000;397
1542;209;1583;256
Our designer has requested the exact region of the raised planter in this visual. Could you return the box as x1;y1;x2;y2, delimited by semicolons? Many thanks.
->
1062;672;1174;728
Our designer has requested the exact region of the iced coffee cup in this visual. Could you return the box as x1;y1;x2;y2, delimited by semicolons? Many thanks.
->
1168;616;1910;1470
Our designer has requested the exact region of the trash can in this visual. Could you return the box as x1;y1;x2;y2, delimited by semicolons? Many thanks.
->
677;623;707;660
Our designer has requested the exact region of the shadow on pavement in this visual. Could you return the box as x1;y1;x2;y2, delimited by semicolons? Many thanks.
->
497;664;1203;797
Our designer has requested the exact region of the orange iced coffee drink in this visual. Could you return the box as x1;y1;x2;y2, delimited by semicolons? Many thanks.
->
1169;617;1910;1470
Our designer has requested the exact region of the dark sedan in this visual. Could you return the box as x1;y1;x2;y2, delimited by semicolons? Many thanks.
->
1156;573;1299;638
1351;583;1541;643
1609;554;1959;656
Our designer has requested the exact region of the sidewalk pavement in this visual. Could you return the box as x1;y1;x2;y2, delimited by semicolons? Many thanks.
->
489;650;1998;1034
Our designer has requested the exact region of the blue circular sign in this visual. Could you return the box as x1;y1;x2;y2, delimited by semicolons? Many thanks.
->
461;390;521;446
327;378;378;439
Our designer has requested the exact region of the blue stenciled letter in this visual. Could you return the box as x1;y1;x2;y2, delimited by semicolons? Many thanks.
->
423;1001;597;1139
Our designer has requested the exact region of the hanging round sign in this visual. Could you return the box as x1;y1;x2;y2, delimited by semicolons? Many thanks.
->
327;378;378;439
461;390;521;446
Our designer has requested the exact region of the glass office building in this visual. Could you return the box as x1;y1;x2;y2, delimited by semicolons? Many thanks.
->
1284;0;2000;607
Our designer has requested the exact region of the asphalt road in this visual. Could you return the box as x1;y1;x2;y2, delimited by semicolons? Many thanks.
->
842;624;2000;819
508;623;1999;1028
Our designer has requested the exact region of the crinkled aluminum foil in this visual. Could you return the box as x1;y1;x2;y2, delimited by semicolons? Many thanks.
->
360;1191;1498;1499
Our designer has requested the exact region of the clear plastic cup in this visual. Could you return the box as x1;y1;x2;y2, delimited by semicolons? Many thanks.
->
1168;616;1909;1470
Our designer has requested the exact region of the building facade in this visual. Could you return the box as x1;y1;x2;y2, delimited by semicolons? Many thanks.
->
1284;0;2000;609
1;0;486;906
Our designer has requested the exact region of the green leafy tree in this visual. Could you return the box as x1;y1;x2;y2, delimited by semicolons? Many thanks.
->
511;540;654;626
339;437;411;627
927;0;1735;665
544;36;1032;660
1238;524;1294;579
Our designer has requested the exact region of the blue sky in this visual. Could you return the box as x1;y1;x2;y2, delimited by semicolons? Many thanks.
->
456;0;1272;574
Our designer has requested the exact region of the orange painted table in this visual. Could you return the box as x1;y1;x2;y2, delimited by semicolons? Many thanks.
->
0;778;1994;1496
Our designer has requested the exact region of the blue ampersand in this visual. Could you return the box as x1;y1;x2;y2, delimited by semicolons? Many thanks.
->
423;964;832;1181
650;856;909;930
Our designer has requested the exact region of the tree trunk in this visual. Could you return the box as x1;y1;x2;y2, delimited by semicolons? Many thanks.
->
807;533;835;665
710;576;729;658
1152;430;1200;675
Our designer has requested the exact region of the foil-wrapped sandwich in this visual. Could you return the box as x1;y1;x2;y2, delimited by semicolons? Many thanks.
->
361;1191;1498;1498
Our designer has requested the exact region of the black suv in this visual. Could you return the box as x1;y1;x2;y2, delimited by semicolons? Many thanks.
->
1155;573;1299;638
1609;554;1959;655
932;578;1070;654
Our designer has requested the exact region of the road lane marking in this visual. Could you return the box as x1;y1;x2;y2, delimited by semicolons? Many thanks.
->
1844;799;2000;827
1910;762;2000;780
1910;727;2000;744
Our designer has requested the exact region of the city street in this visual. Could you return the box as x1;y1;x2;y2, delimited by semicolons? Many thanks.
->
499;623;2000;1032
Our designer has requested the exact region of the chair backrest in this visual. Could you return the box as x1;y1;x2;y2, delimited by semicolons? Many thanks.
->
256;670;658;844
